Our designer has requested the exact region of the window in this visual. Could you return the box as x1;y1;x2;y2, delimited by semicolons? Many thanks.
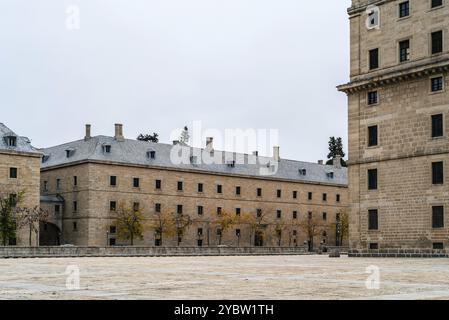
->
368;125;378;147
109;238;116;246
155;179;161;189
44;181;48;192
369;243;379;250
149;151;156;159
110;226;117;234
336;194;341;202
155;203;161;213
432;114;444;137
431;31;443;54
197;239;203;247
257;209;262;218
197;206;203;216
257;188;262;197
133;202;140;212
322;193;327;202
367;91;378;105
399;39;410;62
9;167;17;179
104;145;111;153
432;0;443;9
73;201;78;212
73;222;77;231
110;201;117;212
293;211;298;219
431;76;444;92
369;48;379;70
236;229;241;237
432;206;444;228
56;178;61;190
55;205;60;214
399;1;410;18
308;212;312;219
308;192;313;200
236;186;241;195
110;176;117;186
236;208;241;216
276;210;282;219
217;207;222;215
217;184;223;194
368;209;379;230
368;169;378;190
133;178;140;188
217;229;222;236
293;191;298;199
432;162;444;185
177;205;183;214
9;194;17;207
198;183;203;193
6;136;17;147
177;181;183;191
197;228;203;236
322;212;327;221
433;242;444;250
73;176;77;186
277;189;282;198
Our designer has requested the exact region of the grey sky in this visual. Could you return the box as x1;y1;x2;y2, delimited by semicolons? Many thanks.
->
0;0;351;163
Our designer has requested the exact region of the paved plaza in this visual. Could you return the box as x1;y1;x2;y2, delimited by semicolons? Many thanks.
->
1;255;449;300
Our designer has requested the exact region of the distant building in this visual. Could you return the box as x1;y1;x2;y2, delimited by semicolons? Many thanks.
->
339;0;449;249
0;123;41;246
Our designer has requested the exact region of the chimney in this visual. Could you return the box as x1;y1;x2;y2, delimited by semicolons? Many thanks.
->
206;137;214;151
273;146;280;162
84;124;91;141
114;124;124;142
318;160;324;165
333;155;342;169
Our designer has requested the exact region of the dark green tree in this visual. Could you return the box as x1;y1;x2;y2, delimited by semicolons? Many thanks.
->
0;192;24;246
137;133;159;143
326;137;347;167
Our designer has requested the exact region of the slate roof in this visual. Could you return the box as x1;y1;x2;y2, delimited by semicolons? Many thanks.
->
41;136;348;186
0;123;41;155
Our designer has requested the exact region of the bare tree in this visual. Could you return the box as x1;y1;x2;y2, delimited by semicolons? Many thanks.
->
17;206;49;247
114;202;144;246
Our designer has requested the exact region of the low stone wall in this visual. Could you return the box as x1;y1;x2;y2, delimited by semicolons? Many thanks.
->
0;246;308;259
349;249;449;258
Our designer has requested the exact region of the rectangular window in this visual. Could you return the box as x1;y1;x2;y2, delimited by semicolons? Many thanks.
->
73;176;78;186
110;176;117;186
432;114;444;137
73;222;77;231
236;186;241;195
155;203;161;213
217;184;223;194
368;209;379;230
133;202;140;212
367;91;378;105
73;201;78;212
198;183;203;193
217;207;222;215
431;76;444;92
432;206;444;228
293;191;298;199
197;206;203;216
56;178;61;190
133;178;140;188
432;162;444;185
432;30;443;54
336;194;341;202
9;167;17;179
399;1;410;18
433;242;444;250
177;205;183;214
277;189;282;198
155;179;162;189
322;193;327;202
322;212;327;220
236;229;241;237
44;181;48;192
177;181;183;191
110;201;116;211
431;0;443;8
399;39;410;62
276;210;282;219
368;125;378;147
308;192;313;200
369;48;379;70
257;188;262;197
9;194;17;207
293;211;298;219
55;205;60;214
369;243;379;250
236;208;241;216
257;209;262;218
197;228;203;236
308;212;312;219
368;169;378;190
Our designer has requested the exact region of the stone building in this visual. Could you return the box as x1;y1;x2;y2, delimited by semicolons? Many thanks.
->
338;0;449;249
40;124;348;248
0;123;41;246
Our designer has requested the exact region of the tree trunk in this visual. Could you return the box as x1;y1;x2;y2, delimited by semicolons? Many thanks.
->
130;233;134;246
29;224;32;247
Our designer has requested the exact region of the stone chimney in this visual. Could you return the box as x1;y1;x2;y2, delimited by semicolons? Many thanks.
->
84;124;91;141
318;160;324;165
273;146;280;162
206;137;214;151
333;155;342;169
114;124;124;142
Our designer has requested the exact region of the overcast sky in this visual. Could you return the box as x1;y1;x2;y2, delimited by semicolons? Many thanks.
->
0;0;351;163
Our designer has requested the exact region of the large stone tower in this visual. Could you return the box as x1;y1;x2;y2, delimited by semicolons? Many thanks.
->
338;0;449;250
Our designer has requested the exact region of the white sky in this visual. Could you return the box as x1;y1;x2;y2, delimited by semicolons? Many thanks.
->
0;0;351;162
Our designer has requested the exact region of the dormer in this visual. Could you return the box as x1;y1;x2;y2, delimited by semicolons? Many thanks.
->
190;155;199;165
65;148;75;158
147;150;156;159
42;154;50;163
299;168;307;176
326;171;334;179
4;135;17;147
102;144;112;154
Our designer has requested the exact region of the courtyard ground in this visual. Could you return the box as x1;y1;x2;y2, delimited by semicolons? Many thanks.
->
0;255;449;300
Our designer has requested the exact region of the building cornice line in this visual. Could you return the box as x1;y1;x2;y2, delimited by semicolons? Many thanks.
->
348;150;449;166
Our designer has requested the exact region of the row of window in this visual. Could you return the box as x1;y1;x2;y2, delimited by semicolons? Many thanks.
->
368;29;444;70
367;161;444;190
368;205;444;231
366;113;444;149
399;0;443;19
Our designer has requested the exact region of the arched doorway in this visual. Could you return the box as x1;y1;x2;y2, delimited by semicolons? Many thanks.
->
39;222;61;246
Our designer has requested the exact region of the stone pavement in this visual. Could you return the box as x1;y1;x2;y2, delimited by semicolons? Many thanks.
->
1;255;449;300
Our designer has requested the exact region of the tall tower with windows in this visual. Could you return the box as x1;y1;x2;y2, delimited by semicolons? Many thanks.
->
338;0;449;250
